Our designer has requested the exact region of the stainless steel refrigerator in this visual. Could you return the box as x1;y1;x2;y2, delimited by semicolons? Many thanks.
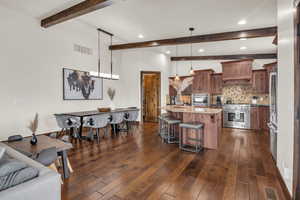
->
268;72;278;161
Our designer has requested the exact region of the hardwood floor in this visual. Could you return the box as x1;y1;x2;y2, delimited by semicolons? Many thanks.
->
61;123;289;200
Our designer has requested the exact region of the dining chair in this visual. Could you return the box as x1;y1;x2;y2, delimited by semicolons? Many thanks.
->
35;147;63;183
48;134;74;173
83;114;110;143
109;112;125;136
54;114;81;139
124;110;139;132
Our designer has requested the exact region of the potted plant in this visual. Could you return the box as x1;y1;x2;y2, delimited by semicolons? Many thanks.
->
28;113;38;145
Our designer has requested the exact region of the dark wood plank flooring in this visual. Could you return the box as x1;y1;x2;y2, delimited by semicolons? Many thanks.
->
61;123;289;200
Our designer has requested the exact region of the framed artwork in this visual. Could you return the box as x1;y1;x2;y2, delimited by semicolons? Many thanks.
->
63;68;103;100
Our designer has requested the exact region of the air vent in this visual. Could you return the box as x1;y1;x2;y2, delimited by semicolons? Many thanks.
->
73;44;93;55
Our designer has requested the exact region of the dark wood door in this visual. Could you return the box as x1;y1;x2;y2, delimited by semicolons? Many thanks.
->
142;72;160;122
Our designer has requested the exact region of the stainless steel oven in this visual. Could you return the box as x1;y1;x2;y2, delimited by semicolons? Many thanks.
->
223;104;251;129
192;93;210;106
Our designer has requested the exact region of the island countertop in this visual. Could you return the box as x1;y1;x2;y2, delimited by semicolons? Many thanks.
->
162;105;222;114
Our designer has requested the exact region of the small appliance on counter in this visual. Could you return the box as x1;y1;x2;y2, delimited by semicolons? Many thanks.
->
167;96;177;105
225;98;233;104
216;96;222;106
252;96;258;104
192;93;210;106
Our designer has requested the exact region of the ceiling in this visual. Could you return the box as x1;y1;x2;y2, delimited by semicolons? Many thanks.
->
0;0;277;56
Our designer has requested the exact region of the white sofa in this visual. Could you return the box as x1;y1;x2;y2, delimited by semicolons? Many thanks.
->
0;142;61;200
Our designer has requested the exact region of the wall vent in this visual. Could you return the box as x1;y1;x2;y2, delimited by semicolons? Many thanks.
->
73;44;93;55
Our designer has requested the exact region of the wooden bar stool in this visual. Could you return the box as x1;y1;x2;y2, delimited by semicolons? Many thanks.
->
161;118;181;144
179;122;204;153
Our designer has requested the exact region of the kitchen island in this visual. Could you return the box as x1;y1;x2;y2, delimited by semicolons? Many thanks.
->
162;105;222;150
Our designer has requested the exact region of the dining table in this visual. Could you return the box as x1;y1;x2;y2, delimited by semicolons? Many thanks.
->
59;107;140;138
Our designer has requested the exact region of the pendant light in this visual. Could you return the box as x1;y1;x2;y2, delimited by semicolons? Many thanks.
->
94;28;119;80
189;27;195;75
175;45;180;81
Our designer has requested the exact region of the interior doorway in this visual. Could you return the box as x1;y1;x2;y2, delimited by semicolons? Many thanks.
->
141;71;161;123
294;1;300;199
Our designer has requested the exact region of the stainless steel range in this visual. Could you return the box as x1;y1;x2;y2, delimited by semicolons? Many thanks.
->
223;104;251;129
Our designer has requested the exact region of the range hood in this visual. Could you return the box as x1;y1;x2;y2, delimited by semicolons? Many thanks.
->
221;59;253;85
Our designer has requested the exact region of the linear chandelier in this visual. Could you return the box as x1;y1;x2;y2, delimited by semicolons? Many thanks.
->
90;28;120;80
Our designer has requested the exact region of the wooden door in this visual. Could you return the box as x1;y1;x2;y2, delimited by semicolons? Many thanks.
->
141;72;161;122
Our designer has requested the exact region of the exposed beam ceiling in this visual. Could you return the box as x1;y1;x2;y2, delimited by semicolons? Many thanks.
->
110;27;277;50
41;0;114;28
171;53;277;61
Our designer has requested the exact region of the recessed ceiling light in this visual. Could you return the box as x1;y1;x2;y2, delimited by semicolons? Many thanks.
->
240;46;247;50
138;34;144;39
198;49;205;52
240;38;247;41
238;19;247;25
166;50;171;54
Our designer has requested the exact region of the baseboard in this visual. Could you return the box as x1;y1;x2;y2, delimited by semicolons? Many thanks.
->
272;156;292;200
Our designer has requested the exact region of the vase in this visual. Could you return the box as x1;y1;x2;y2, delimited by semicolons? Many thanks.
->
30;134;38;145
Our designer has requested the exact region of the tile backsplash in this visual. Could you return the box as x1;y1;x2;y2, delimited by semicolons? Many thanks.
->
212;85;269;105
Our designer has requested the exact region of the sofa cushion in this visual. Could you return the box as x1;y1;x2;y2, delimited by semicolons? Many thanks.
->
0;166;39;191
0;147;5;160
0;157;27;177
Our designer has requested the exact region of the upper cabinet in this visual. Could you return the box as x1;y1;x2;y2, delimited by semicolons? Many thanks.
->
252;69;268;94
222;59;253;85
211;73;223;94
192;70;214;93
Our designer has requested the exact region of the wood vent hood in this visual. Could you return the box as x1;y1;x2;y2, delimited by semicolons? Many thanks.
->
221;59;253;85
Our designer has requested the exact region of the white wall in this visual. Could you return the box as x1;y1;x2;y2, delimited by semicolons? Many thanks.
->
0;5;169;140
169;59;277;76
277;0;295;194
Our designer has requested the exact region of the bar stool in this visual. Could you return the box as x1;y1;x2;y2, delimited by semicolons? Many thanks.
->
161;118;181;144
179;122;204;153
158;113;169;136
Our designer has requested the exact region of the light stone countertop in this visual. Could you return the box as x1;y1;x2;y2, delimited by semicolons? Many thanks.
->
162;105;222;115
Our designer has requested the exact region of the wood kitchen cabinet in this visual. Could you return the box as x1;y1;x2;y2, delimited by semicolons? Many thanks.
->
252;69;268;94
222;59;253;85
251;107;260;130
192;69;214;93
168;77;177;96
259;106;269;131
211;73;223;94
250;106;269;131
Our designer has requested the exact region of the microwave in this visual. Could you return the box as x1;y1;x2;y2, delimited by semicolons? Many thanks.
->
192;93;210;106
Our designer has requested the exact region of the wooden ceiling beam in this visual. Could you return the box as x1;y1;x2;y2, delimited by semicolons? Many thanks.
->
41;0;114;28
109;27;277;50
171;53;277;61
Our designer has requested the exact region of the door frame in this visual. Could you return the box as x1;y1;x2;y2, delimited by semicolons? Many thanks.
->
294;1;300;199
140;71;161;123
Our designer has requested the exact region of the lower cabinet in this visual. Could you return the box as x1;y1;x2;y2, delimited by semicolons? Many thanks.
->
250;106;269;131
